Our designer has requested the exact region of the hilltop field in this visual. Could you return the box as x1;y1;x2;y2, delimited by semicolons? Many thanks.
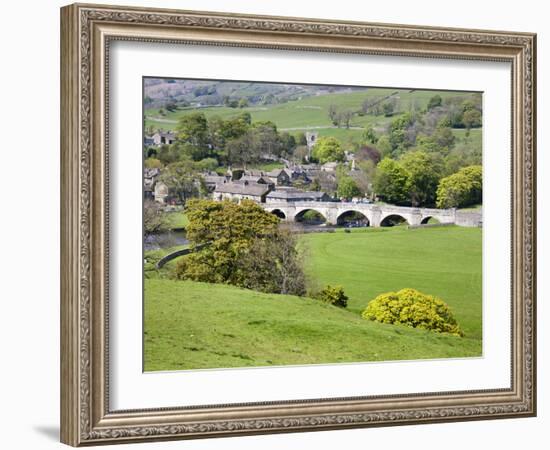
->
145;88;482;151
144;226;482;371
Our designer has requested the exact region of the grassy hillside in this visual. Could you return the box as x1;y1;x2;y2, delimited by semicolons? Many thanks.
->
144;226;482;371
144;89;482;148
144;278;480;371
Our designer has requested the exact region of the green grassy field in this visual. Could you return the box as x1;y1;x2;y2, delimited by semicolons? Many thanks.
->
144;89;482;149
166;211;189;229
300;226;482;339
144;226;482;371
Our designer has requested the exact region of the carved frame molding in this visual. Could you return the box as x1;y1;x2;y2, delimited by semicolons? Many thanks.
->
60;3;536;446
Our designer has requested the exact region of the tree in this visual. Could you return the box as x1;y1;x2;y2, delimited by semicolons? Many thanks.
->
337;177;362;199
436;165;482;208
382;101;395;117
355;145;381;164
176;112;209;150
144;158;162;169
362;126;378;144
143;200;169;237
165;101;177;112
462;108;482;133
338;110;353;129
387;112;416;156
237;227;306;296
427;94;443;110
174;199;280;286
312;137;345;163
376;135;392;158
238;98;249;108
328;104;339;125
159;161;206;204
400;150;442;206
157;144;180;165
373;158;409;204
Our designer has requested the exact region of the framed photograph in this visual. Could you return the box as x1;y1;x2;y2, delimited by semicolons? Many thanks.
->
60;3;536;446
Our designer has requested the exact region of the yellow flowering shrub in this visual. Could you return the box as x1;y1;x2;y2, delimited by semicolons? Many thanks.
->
362;288;463;337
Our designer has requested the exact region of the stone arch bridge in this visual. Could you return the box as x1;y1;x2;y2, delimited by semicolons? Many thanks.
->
262;201;482;227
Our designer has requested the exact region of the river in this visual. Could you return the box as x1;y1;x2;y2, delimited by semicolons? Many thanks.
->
144;230;189;251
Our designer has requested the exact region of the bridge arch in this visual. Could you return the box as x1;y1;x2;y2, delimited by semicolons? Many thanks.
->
270;208;286;219
420;215;440;225
336;210;370;227
380;213;409;227
294;208;327;225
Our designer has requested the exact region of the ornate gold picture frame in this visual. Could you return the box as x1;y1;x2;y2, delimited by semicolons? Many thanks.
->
60;3;536;446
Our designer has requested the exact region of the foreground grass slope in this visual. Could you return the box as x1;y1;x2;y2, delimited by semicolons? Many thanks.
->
144;226;482;371
144;278;480;371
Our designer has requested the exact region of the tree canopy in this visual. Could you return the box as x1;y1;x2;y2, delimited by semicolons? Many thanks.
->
312;137;345;163
436;165;482;208
174;200;306;295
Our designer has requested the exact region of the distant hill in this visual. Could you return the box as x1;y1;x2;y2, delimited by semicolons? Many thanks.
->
144;78;370;108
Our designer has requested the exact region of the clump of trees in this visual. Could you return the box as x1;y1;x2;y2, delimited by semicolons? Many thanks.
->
143;200;169;237
174;200;306;296
311;136;345;163
436;165;482;208
328;105;354;128
337;176;362;199
362;288;463;336
146;111;298;170
373;150;481;208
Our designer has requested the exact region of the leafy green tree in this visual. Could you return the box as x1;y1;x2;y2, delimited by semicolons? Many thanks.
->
436;165;482;208
144;158;162;169
382;101;395;117
238;98;249;108
427;94;443;110
237;228;306;296
401;150;443;206
159;161;206;204
373;158;409;204
388;112;415;156
157;144;180;165
312;137;345;163
462;108;482;132
337;177;362;199
174;200;280;286
176;112;209;149
376;135;392;158
194;158;219;172
362;126;378;144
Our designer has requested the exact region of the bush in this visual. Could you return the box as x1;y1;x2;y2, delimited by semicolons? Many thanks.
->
315;285;348;308
362;288;463;336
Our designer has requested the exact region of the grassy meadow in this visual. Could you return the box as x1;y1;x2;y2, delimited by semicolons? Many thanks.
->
144;226;482;371
145;89;482;149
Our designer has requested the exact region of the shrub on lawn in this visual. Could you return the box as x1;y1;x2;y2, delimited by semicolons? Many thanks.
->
315;285;348;308
362;288;463;336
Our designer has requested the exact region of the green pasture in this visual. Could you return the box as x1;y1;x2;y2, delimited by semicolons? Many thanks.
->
144;226;482;371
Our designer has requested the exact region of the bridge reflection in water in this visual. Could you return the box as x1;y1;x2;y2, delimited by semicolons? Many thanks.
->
263;201;482;228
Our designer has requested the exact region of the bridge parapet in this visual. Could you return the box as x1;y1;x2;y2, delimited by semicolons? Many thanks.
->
261;201;481;227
